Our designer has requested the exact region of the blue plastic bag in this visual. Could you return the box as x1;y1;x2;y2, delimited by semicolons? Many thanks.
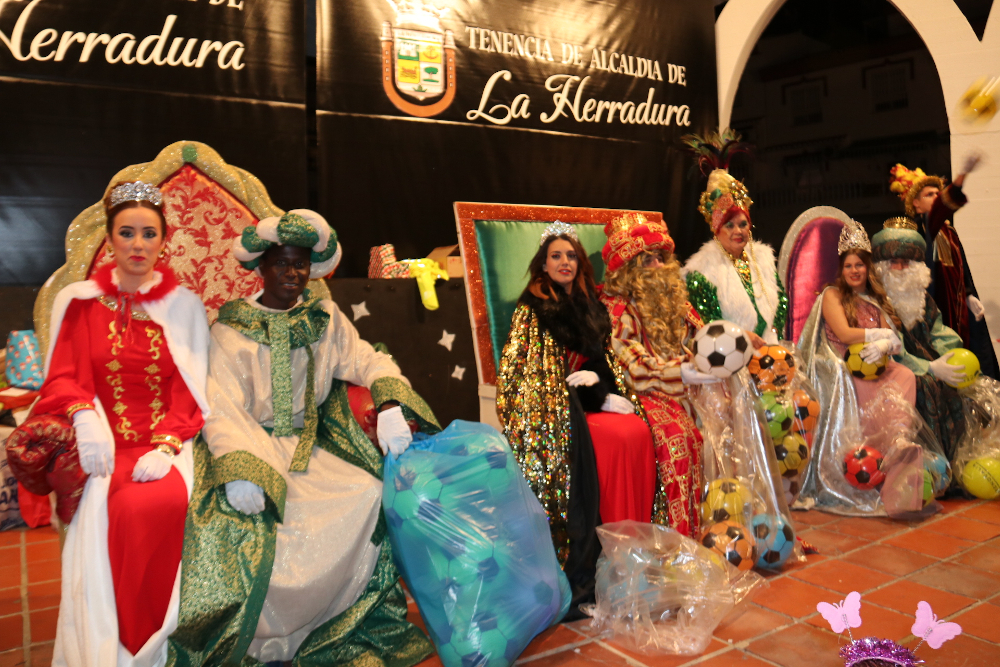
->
383;420;571;667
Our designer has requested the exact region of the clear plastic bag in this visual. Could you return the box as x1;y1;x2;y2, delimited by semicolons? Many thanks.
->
383;420;571;667
852;385;948;519
953;376;1000;499
692;358;806;572
585;520;764;655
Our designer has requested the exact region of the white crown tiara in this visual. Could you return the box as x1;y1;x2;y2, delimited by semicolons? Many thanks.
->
539;221;579;246
838;219;871;255
109;181;163;208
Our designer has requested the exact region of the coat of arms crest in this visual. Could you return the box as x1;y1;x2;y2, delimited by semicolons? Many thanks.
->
381;1;456;117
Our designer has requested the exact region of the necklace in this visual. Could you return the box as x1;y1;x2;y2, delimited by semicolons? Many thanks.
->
716;239;752;284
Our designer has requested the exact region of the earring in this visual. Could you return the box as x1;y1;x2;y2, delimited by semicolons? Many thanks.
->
159;247;167;258
106;237;114;258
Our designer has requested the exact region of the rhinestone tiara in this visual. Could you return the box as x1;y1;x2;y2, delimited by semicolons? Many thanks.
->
838;219;872;255
539;220;579;246
109;181;163;208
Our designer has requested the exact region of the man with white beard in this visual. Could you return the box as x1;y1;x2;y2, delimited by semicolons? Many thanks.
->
871;217;966;461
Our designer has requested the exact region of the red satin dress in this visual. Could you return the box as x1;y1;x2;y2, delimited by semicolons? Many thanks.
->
566;354;657;525
33;296;203;655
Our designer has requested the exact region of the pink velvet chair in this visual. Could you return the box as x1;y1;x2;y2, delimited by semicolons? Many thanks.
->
778;206;854;344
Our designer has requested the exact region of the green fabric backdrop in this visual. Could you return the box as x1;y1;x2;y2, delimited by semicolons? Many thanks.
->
474;220;609;367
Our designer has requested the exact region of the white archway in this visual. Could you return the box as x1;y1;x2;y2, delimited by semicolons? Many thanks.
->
717;0;1000;359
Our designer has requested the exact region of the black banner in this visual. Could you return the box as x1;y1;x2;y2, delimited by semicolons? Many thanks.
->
316;0;717;276
0;0;306;285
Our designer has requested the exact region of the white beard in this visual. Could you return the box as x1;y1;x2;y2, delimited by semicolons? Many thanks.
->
876;260;931;330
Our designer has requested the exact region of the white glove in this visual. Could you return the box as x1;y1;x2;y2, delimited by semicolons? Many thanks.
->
226;480;265;515
864;328;896;343
680;362;722;385
601;394;634;414
860;335;900;364
929;351;965;385
132;449;173;483
377;406;412;459
566;370;600;387
962;152;982;175
73;409;115;477
968;295;985;321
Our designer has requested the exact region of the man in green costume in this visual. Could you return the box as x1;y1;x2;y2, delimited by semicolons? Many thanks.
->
168;210;438;667
871;217;966;461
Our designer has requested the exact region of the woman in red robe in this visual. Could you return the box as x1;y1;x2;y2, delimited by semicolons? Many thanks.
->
496;222;657;616
27;181;209;667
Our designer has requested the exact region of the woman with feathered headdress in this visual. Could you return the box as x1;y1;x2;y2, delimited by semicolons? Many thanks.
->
681;129;788;347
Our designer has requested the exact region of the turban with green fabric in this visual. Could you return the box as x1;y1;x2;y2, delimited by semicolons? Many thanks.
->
233;209;341;279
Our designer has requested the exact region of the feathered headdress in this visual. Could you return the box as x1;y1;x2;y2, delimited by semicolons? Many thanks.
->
682;129;753;233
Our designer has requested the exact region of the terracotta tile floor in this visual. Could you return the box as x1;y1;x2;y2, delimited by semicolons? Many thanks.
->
2;500;1000;667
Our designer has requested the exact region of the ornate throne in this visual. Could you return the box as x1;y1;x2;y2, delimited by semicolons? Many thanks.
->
10;141;339;526
453;203;664;427
778;206;854;344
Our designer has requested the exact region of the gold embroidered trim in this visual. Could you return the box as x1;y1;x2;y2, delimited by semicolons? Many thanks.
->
146;327;163;360
97;295;152;321
66;402;95;418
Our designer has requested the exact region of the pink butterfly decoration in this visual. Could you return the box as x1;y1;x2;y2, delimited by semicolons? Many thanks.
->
911;601;962;649
816;591;863;634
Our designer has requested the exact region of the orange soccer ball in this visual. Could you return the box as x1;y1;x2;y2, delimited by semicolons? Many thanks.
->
791;389;820;433
748;345;796;392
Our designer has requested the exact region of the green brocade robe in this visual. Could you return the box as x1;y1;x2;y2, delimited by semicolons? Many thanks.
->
167;292;440;667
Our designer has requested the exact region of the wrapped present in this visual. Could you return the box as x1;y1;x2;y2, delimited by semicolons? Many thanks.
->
6;331;43;390
369;244;411;279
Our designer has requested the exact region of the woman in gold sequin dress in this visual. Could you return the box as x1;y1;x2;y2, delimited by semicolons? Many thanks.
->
24;181;210;666
496;222;657;615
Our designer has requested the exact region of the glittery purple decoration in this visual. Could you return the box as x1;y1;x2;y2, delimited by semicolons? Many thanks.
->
840;637;923;667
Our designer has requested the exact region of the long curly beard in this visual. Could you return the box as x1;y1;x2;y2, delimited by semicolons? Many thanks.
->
604;255;689;358
875;260;930;330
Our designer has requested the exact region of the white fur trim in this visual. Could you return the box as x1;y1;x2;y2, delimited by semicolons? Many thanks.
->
46;282;208;667
309;242;341;279
683;239;780;343
256;217;280;244
289;209;332;253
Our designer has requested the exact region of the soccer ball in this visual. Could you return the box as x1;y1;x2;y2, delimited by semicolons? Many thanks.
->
843;445;885;490
781;476;802;506
752;514;795;569
693;320;753;378
944;348;980;389
700;477;753;526
748;345;796;392
844;343;886;381
791;389;820;434
760;391;794;440
923;450;951;497
700;520;757;571
774;432;810;478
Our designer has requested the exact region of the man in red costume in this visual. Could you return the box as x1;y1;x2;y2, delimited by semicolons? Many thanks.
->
599;213;719;536
890;156;997;379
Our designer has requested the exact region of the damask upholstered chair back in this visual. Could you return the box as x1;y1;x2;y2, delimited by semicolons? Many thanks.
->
34;141;329;353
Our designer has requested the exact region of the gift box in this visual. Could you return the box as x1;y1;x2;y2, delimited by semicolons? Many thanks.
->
427;244;463;278
368;244;411;279
6;331;43;390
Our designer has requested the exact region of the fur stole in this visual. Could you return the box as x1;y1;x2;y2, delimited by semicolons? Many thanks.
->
682;239;779;335
520;289;611;360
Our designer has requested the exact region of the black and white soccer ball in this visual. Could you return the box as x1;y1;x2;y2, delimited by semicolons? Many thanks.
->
693;320;753;378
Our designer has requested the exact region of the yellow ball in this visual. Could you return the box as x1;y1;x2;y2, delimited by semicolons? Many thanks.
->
700;478;753;526
958;77;998;125
962;457;1000;500
844;342;886;381
946;348;980;389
